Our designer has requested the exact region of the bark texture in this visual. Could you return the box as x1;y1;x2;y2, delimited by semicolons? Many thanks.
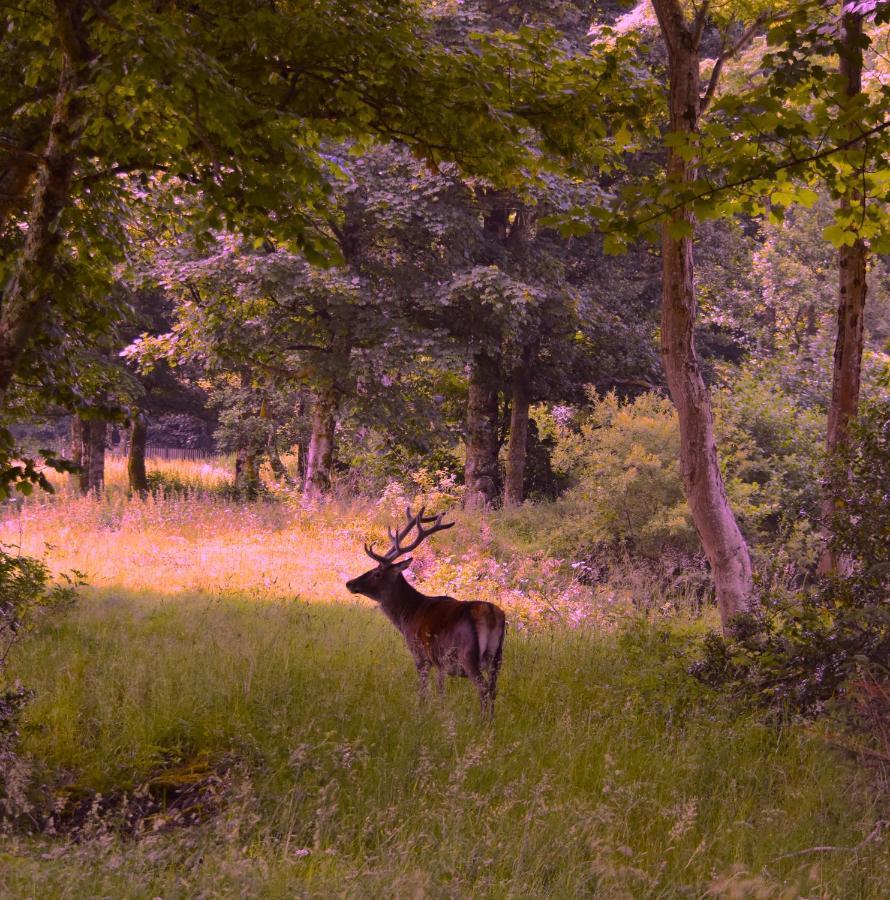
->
74;418;105;495
127;412;149;495
464;352;500;510
303;387;338;500
818;6;868;575
652;0;754;627
267;439;294;486
0;2;87;404
504;346;533;508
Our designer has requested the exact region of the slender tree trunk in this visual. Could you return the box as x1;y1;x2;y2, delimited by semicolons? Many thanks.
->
76;418;90;494
69;415;83;471
79;419;105;495
0;2;86;405
127;412;149;495
652;0;754;628
303;387;338;500
464;352;500;510
818;6;868;575
504;346;534;508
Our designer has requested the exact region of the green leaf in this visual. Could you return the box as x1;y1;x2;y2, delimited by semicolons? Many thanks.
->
667;219;693;240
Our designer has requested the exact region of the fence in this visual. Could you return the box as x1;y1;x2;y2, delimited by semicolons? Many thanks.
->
107;445;213;461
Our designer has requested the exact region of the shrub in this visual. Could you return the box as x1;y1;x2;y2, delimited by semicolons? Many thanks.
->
691;399;890;718
1;548;78;827
713;368;825;564
552;390;696;555
551;380;824;562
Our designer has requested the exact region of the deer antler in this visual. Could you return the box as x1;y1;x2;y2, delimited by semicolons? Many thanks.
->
363;506;454;564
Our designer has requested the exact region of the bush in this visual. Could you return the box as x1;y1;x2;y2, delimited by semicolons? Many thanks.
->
691;399;890;717
713;368;825;564
550;380;825;562
1;548;78;827
552;390;696;555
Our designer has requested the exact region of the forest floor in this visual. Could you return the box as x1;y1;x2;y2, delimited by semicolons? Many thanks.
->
0;475;888;898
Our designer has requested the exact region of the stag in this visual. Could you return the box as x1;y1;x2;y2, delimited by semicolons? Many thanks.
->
346;507;506;717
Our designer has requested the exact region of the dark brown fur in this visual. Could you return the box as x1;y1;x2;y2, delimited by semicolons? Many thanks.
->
346;560;506;717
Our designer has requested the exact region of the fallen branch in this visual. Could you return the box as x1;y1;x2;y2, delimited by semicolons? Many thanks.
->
772;820;887;862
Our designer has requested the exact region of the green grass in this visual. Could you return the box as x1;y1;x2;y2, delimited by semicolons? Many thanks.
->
2;588;888;898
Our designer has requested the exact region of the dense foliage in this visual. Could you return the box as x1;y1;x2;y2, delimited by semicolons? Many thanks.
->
693;399;890;714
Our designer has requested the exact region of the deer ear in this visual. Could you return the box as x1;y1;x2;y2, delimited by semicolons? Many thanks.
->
392;557;412;572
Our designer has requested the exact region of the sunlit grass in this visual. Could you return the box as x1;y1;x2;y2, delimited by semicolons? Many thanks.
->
1;459;660;627
47;454;237;498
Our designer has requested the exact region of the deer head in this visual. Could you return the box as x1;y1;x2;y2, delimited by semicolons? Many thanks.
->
345;506;454;602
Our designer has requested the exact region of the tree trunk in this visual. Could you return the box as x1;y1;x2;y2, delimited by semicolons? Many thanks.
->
0;3;86;405
69;416;83;471
652;0;755;628
818;5;868;575
303;387;338;500
79;419;105;495
235;446;261;500
267;436;295;487
464;351;500;510
504;346;534;508
127;412;149;495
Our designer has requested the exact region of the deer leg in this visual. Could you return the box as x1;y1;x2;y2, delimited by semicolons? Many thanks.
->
436;666;446;696
460;647;491;720
471;671;493;720
487;639;504;706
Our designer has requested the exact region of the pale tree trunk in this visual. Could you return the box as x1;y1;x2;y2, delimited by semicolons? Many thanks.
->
652;0;755;628
504;345;534;508
69;416;83;471
464;351;500;510
0;2;86;405
303;387;338;500
127;412;149;495
818;5;868;575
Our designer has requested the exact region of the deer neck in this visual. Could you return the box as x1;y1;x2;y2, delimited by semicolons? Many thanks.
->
380;574;425;626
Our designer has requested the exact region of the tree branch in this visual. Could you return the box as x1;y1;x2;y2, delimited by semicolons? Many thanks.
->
626;116;890;232
701;16;770;114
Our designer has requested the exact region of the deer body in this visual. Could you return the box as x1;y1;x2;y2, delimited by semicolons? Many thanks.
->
345;509;506;717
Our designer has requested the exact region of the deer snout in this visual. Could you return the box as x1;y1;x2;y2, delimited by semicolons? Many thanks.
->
345;578;359;594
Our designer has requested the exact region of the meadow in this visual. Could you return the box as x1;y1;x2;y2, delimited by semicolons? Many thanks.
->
0;460;888;898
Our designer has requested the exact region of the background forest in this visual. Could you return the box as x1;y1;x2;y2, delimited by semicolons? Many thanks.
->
1;0;890;897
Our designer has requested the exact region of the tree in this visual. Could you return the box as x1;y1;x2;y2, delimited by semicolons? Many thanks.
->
648;0;762;628
5;0;637;497
819;2;870;573
127;412;148;496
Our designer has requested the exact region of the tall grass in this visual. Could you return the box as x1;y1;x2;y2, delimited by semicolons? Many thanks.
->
0;464;887;897
46;454;237;499
4;592;889;898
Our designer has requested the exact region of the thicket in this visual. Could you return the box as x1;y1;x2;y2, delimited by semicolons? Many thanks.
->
547;373;825;565
693;399;890;730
